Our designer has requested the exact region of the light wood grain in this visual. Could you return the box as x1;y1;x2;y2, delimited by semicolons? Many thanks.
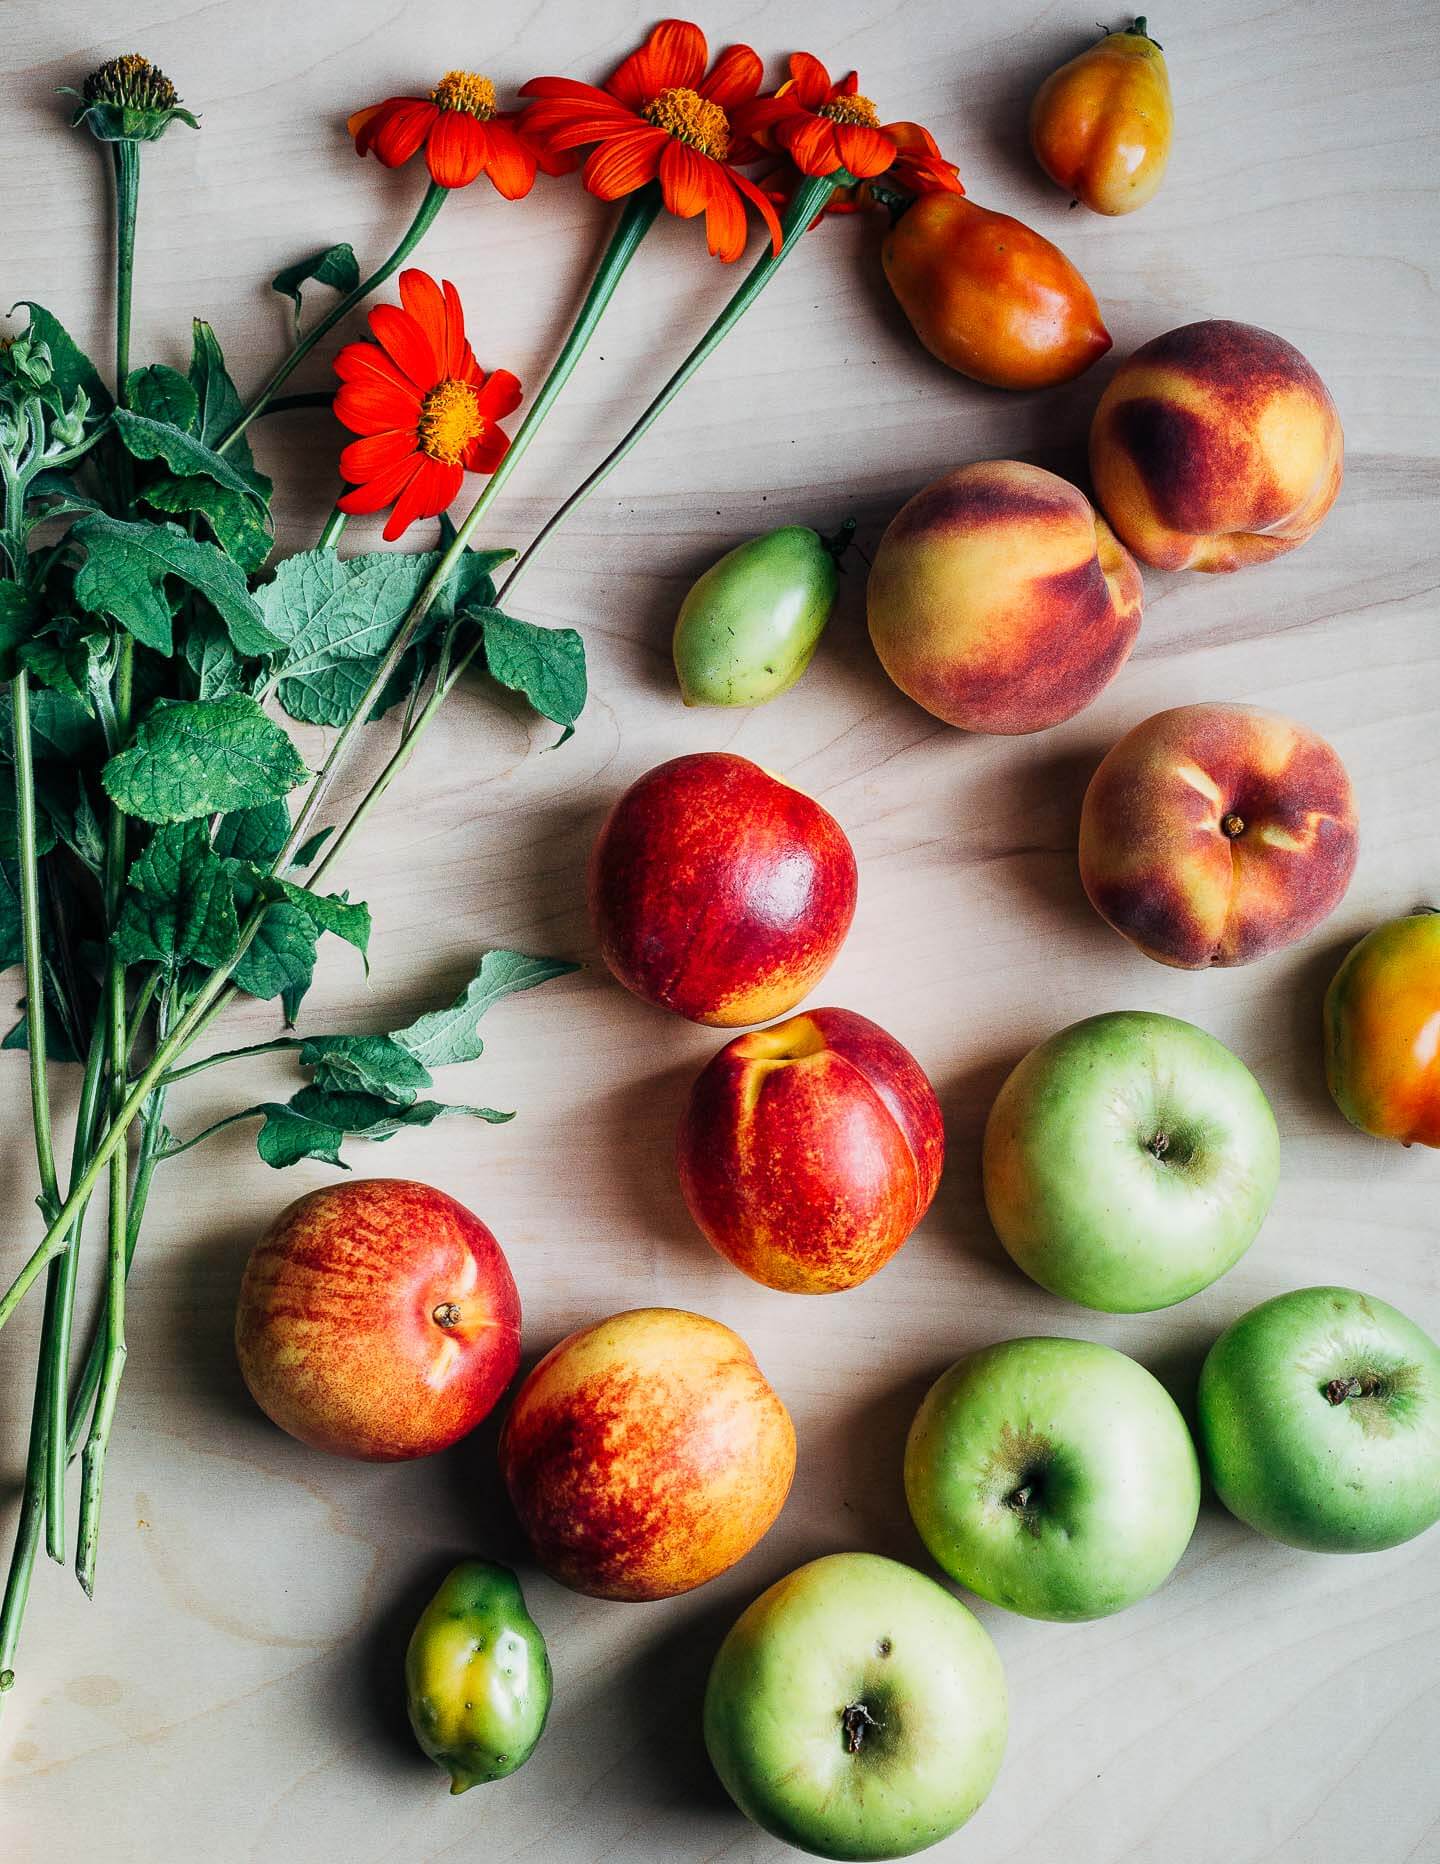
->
3;1;1439;1859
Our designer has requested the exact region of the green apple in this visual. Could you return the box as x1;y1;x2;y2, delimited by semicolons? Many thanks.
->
703;1552;1006;1861
1198;1285;1440;1553
905;1336;1200;1621
983;1010;1280;1313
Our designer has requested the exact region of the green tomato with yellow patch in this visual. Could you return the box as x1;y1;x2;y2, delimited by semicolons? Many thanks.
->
405;1560;552;1792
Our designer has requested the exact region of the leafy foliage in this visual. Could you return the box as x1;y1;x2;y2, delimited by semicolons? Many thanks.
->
271;244;360;333
12;302;111;414
470;606;587;742
73;515;279;656
393;947;578;1069
112;821;238;971
101;693;307;823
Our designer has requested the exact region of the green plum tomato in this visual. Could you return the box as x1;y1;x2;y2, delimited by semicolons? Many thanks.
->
983;1011;1280;1312
703;1552;1007;1861
672;521;854;707
404;1560;552;1792
905;1336;1200;1621
1198;1286;1440;1553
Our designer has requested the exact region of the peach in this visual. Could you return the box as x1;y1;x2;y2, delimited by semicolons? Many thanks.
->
678;1008;945;1294
1079;703;1358;967
866;460;1143;734
235;1180;521;1461
498;1308;795;1601
588;752;857;1027
1089;319;1344;572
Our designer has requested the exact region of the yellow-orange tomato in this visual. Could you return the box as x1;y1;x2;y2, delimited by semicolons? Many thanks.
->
1324;914;1440;1147
881;194;1111;390
1030;20;1173;216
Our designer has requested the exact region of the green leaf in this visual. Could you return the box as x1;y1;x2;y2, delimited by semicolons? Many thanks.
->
0;684;101;764
188;322;248;456
13;303;110;414
0;861;22;971
260;550;435;727
250;1086;509;1170
180;613;248;701
145;474;273;576
0;581;38;680
73;515;280;658
125;364;199;432
115;409;268;511
475;608;586;742
0;790;58;859
3;989;83;1065
230;863;369;961
18;626;101;709
101;693;307;824
213;799;290;865
393;949;579;1070
231;900;316;1009
112;820;239;971
25;471;105;522
271;244;360;335
43;776;106;873
299;1034;433;1104
291;826;332;869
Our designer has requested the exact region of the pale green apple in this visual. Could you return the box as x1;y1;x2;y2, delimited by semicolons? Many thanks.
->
1198;1285;1440;1552
905;1336;1200;1621
703;1552;1007;1861
983;1010;1280;1313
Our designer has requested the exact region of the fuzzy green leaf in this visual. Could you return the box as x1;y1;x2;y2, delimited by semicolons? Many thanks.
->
125;365;199;432
181;614;248;701
145;475;273;575
113;820;239;971
0;684;101;764
393;948;579;1070
271;244;360;335
213;799;290;866
188;322;248;456
17;630;100;709
73;515;280;657
231;901;316;1008
229;862;370;960
101;694;307;824
299;1034;433;1104
250;1086;510;1170
115;409;268;511
475;607;586;741
260;550;436;726
0;791;57;859
13;303;110;414
0;581;37;680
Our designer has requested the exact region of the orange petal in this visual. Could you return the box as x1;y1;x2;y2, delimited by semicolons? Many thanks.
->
397;271;451;366
338;431;418;480
347;101;388;153
464;425;512;474
730;93;795;149
658;139;711;220
835;121;896;179
700;170;748;263
333;339;417;396
608;19;708;111
730;165;784;255
439;279;469;377
383;455;460;541
700;44;763;108
425;109;485;187
582;126;668;200
370;98;437;169
337;453;422;514
776;112;841;176
333;356;421;438
787;52;833;107
835;70;862;98
369;302;442;393
520;95;643;151
480;119;540;198
476;368;523;420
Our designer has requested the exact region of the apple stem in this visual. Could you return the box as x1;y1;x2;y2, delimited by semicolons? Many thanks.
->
841;1702;879;1754
1324;1373;1380;1405
1147;1132;1170;1159
1007;1485;1033;1513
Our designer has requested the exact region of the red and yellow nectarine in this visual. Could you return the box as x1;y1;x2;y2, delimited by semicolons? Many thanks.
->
678;1008;945;1293
498;1308;795;1600
588;753;857;1026
235;1179;521;1461
1079;703;1358;967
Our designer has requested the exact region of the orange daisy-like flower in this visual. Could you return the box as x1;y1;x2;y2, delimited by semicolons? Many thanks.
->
519;19;783;263
333;269;521;542
348;70;563;197
736;55;934;184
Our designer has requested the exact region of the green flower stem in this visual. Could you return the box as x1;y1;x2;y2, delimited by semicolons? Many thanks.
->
42;1016;107;1562
112;141;140;400
155;1034;304;1086
497;175;838;608
278;186;662;872
217;181;448;457
315;504;348;551
10;675;60;1222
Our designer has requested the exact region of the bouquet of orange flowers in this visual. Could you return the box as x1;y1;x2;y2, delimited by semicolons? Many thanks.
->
0;23;959;1708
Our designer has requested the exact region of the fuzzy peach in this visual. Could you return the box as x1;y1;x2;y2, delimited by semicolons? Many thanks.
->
498;1308;796;1601
588;752;857;1027
1079;703;1358;968
235;1180;521;1461
1089;319;1344;572
677;1008;945;1294
866;460;1143;735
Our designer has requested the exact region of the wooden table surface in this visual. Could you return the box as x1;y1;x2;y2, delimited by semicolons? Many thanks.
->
3;2;1438;1859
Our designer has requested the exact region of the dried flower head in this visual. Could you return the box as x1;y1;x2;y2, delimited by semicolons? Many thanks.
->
66;54;198;141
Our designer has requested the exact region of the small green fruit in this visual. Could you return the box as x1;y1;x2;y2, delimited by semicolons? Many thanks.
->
405;1560;552;1792
673;521;854;707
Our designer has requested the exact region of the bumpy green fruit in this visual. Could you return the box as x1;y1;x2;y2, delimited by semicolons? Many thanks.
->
673;521;854;707
405;1560;552;1792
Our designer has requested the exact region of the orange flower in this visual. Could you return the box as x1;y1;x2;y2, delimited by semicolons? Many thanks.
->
348;71;563;197
333;270;521;541
519;19;782;263
736;55;917;182
820;122;965;218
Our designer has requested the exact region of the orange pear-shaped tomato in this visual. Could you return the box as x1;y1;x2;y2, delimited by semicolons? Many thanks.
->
1030;19;1173;216
881;193;1111;390
1324;914;1440;1147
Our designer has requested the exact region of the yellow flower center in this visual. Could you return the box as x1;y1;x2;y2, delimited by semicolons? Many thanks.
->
431;71;497;120
819;93;880;128
417;379;485;465
643;86;730;160
83;53;179;110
